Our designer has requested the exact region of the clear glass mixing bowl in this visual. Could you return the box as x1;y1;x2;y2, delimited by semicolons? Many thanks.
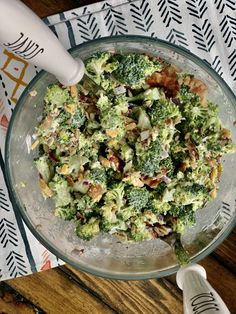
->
5;36;236;280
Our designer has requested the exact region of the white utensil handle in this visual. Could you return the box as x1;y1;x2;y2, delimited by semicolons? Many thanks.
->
0;0;84;86
177;264;230;314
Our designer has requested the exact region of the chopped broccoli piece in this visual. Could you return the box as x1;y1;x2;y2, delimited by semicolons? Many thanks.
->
35;156;53;183
113;53;162;88
135;138;162;177
55;204;76;220
117;206;137;221
89;168;107;187
137;108;151;130
49;174;72;207
114;94;129;114
85;52;118;86
172;183;210;209
126;186;151;211
76;218;100;240
159;157;174;176
104;182;125;210
148;99;181;126
121;144;133;162
85;51;116;76
44;84;70;107
130;216;153;241
100;108;125;139
71;107;86;128
127;88;161;102
96;93;111;112
178;84;199;104
76;195;95;213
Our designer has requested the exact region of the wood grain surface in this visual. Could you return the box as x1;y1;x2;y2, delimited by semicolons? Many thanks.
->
0;1;235;313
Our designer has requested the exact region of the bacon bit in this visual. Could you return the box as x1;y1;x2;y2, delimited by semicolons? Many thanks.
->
31;139;39;150
41;115;53;130
99;156;111;168
125;122;137;131
39;178;54;198
206;158;217;167
76;212;86;223
49;151;59;162
142;177;162;188
106;129;119;138
187;140;199;162
66;176;74;187
221;128;231;140
108;154;121;171
146;64;180;97
70;85;78;99
65;103;76;114
88;184;105;202
153;224;172;237
142;170;168;188
86;103;99;114
179;162;187;172
183;75;208;105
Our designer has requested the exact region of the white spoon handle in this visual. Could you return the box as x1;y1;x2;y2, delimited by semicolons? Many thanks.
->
177;264;230;314
0;0;84;86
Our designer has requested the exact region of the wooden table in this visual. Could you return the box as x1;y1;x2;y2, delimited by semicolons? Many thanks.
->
0;1;236;313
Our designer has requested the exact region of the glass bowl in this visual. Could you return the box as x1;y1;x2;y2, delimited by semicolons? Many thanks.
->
5;35;236;280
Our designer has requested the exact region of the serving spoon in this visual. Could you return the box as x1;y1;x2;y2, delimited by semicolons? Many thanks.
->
0;1;231;313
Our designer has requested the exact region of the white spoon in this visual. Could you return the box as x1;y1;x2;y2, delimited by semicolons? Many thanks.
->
0;0;84;86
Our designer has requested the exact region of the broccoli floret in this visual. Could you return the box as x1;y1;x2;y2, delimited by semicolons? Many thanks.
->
127;88;161;102
76;218;100;240
130;216;153;241
117;206;137;221
178;84;199;104
89;168;107;187
91;131;107;143
113;53;162;88
76;195;95;213
159;157;174;176
135;138;162;177
150;198;171;214
44;84;70;107
55;204;76;220
35;156;53;183
114;94;129;114
100;108;125;139
85;51;117;76
49;174;72;207
121;144;134;162
104;182;125;210
96;93;111;112
85;52;118;86
71;107;86;128
126;186;151;211
172;183;210;209
148;99;181;126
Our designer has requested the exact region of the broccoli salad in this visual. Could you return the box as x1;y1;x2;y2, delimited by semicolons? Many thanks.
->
33;51;235;242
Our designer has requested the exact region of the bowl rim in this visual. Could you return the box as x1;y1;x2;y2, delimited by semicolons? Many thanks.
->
5;34;236;280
